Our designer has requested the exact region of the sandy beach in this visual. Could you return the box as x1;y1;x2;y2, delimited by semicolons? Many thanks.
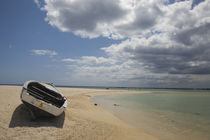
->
0;85;156;140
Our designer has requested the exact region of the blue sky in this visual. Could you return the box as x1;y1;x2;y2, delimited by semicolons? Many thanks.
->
0;0;119;85
1;0;210;88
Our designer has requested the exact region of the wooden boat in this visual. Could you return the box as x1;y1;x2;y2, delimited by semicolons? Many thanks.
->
20;80;67;118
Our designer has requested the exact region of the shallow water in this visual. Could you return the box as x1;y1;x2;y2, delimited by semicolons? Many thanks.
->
91;90;210;140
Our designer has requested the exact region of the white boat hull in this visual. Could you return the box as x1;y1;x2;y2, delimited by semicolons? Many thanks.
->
20;81;67;117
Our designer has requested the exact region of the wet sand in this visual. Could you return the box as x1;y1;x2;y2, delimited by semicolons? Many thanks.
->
0;85;156;140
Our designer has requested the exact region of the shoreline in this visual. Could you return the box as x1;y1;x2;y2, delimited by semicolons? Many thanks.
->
91;91;210;140
0;85;156;140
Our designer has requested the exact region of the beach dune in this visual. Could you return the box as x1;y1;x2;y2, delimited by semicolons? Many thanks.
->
0;86;156;140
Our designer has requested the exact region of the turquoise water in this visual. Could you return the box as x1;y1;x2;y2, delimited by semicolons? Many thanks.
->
91;90;210;140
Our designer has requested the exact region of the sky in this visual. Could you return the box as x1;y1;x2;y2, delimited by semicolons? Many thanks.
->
0;0;210;88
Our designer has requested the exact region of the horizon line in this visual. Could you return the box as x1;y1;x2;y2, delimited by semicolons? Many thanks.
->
0;83;210;90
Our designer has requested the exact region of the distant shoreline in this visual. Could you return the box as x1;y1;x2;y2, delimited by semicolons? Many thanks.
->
1;84;210;90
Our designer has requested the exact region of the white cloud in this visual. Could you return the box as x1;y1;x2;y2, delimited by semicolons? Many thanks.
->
62;56;116;65
34;0;41;8
38;0;210;87
38;0;167;39
61;58;76;62
38;0;209;39
31;49;57;56
42;0;129;39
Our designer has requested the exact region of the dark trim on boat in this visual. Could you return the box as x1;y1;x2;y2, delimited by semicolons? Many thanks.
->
27;82;65;108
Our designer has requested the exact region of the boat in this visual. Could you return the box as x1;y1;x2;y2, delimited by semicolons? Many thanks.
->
20;80;67;118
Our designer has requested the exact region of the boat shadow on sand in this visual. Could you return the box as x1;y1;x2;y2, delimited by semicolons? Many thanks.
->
9;104;65;128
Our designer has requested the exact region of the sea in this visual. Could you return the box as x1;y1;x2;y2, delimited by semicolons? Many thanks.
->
91;89;210;140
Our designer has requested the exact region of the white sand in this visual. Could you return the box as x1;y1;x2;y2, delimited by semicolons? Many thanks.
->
0;86;156;140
